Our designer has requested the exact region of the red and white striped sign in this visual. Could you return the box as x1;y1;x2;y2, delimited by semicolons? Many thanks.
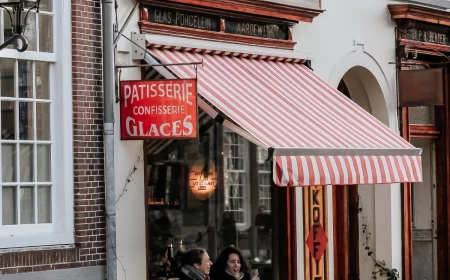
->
148;47;422;186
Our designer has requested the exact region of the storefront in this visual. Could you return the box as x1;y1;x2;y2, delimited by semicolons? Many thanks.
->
135;43;423;280
113;1;423;280
389;4;450;280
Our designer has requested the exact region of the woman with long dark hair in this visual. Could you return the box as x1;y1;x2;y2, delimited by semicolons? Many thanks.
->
210;247;251;280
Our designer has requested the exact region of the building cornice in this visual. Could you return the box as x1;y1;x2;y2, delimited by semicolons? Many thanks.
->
141;0;324;23
388;3;450;26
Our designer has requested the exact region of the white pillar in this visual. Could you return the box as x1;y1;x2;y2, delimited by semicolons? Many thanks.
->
374;183;403;279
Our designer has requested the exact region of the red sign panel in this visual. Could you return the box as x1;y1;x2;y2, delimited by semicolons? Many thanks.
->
305;223;328;261
120;79;198;140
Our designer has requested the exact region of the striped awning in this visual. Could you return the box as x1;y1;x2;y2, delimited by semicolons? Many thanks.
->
146;46;422;187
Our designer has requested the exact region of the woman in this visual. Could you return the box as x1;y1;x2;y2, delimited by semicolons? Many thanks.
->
210;247;251;280
178;248;212;280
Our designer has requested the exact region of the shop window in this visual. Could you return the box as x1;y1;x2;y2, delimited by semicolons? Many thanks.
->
0;0;73;248
257;147;271;212
146;123;273;279
223;129;250;227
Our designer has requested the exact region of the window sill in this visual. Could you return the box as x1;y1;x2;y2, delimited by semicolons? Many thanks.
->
0;229;74;249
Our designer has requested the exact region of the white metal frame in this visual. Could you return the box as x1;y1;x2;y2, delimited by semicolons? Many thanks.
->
0;0;74;248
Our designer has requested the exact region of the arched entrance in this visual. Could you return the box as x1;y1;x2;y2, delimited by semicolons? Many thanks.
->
332;65;390;280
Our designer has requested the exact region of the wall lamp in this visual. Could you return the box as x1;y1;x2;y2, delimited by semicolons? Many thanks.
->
0;0;41;52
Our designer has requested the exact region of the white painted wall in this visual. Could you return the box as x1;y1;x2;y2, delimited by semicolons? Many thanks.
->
292;0;403;279
114;1;146;280
113;0;404;279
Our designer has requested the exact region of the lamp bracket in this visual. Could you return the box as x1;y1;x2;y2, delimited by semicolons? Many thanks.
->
0;0;41;52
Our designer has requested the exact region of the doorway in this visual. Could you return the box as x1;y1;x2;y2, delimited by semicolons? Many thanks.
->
332;80;360;280
411;137;437;280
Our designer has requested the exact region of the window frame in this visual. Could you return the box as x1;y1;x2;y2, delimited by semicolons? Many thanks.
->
0;0;74;248
223;129;251;229
257;146;271;212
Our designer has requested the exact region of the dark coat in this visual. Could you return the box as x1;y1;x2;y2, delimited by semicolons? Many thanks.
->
178;273;209;280
210;270;251;280
178;274;195;280
221;217;237;247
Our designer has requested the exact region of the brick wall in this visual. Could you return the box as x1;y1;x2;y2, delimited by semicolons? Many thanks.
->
0;0;106;275
71;0;106;268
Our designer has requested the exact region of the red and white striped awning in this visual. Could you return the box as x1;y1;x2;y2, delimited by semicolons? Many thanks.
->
147;46;422;187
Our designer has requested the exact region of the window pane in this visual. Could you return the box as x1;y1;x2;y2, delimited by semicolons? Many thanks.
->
37;144;51;182
19;102;34;140
1;101;15;140
39;14;53;53
2;144;16;182
18;60;33;98
20;186;34;224
38;185;51;223
257;147;270;171
2;186;17;225
20;144;34;182
2;9;14;50
223;130;249;226
36;62;50;99
409;106;435;125
39;0;53;12
21;12;37;51
36;102;50;140
0;58;15;97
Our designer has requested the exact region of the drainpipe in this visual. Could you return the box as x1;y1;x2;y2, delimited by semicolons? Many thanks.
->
101;0;117;280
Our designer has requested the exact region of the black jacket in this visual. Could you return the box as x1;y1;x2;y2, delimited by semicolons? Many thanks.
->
178;273;210;280
210;270;251;280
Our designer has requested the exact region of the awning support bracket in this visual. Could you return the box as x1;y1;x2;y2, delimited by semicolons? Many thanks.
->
115;61;204;69
267;147;275;162
304;60;313;71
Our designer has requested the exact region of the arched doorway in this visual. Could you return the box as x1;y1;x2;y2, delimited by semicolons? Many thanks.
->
332;66;390;280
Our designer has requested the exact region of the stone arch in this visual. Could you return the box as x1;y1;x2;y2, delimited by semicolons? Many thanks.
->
328;46;396;131
327;47;401;280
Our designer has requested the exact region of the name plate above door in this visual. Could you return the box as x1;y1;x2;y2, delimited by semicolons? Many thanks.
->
146;5;290;41
148;6;221;32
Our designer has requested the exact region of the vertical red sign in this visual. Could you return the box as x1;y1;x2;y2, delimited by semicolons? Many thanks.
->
119;79;198;140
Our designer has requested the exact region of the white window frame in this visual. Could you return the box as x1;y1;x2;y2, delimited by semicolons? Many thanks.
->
223;129;251;230
257;147;271;212
0;0;74;248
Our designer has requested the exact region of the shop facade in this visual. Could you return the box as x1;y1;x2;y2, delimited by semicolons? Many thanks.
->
389;3;450;280
115;2;422;280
